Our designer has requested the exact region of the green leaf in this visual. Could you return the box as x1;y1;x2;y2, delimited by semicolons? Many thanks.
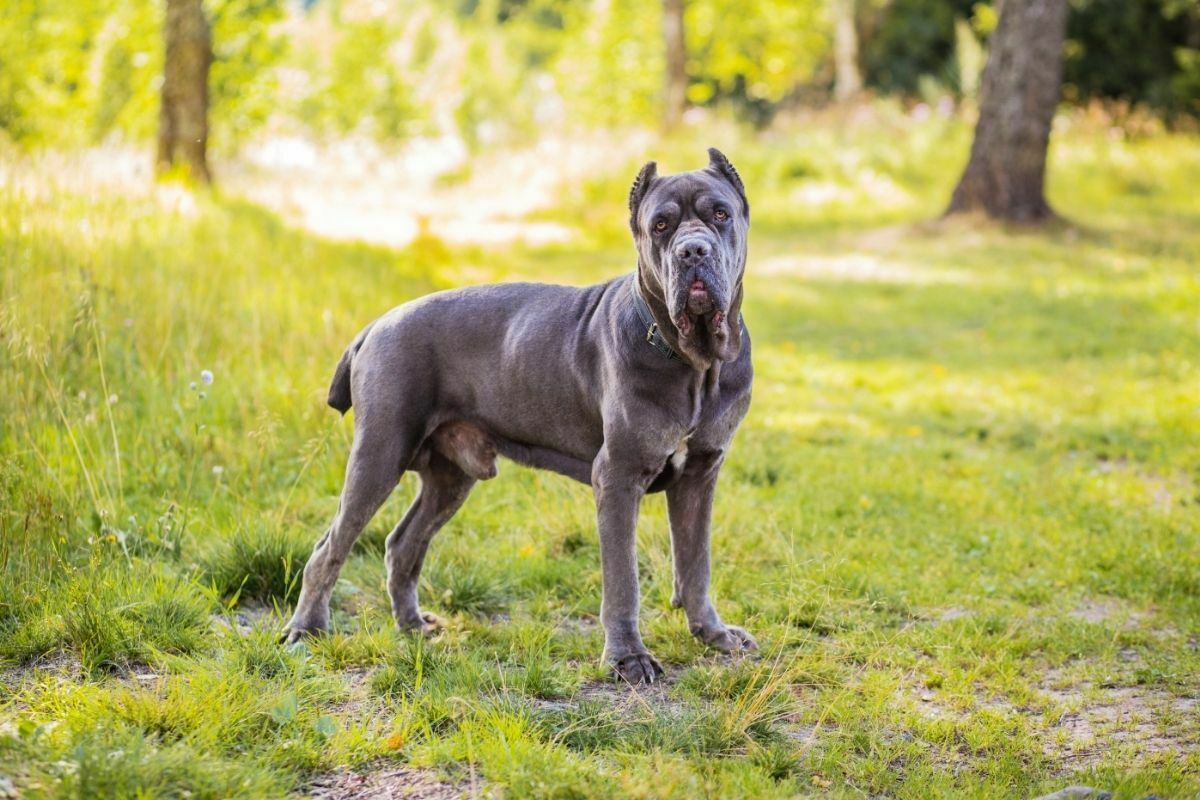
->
314;715;337;739
269;691;299;725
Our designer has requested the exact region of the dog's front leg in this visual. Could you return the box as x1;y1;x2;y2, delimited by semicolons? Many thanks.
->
667;450;757;653
593;451;663;684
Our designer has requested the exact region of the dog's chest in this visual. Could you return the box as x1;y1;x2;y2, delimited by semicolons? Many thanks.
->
665;374;746;465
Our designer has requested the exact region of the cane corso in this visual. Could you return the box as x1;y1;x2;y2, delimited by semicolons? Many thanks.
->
285;149;755;683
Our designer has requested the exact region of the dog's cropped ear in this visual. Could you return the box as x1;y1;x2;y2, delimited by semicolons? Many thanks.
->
629;161;657;233
707;148;748;218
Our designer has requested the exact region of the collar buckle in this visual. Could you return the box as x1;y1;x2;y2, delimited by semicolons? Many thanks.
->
632;282;682;362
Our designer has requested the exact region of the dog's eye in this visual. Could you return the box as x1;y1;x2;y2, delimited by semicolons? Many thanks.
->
713;208;728;222
654;220;668;232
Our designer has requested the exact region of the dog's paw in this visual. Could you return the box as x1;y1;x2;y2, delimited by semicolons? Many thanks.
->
693;623;758;653
610;652;665;685
397;611;445;636
280;624;327;646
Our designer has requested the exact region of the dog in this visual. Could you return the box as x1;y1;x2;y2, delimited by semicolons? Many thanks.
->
284;149;755;683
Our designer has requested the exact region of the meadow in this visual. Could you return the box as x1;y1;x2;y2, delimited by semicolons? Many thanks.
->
1;108;1199;798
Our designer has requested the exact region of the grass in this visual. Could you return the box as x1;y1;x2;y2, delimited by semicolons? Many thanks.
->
1;107;1199;797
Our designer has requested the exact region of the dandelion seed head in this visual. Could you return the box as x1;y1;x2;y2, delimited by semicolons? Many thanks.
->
200;369;214;385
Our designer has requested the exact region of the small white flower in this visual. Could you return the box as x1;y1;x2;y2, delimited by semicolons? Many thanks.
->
107;394;118;405
78;390;87;401
212;465;224;476
200;369;214;385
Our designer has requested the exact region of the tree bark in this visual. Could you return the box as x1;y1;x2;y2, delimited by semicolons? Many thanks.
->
157;0;212;184
663;0;687;129
832;0;862;102
945;0;1067;222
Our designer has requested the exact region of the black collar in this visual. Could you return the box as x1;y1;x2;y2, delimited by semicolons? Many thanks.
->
632;284;683;362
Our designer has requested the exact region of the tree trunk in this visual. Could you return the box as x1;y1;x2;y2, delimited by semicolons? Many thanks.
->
945;0;1067;222
663;0;687;129
832;0;862;102
157;0;212;183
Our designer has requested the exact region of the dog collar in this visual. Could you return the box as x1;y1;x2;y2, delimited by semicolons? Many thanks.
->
632;285;683;362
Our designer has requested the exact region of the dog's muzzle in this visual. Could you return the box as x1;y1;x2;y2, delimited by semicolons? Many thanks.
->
668;235;729;336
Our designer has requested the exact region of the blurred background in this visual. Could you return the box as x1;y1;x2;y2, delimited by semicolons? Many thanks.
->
3;0;1199;245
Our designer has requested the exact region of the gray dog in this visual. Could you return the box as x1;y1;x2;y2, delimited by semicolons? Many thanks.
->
284;149;755;683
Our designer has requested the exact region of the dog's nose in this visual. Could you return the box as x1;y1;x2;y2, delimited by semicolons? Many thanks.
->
673;239;711;267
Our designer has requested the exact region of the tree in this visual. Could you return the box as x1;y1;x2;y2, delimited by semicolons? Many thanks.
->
663;0;687;129
157;0;212;183
832;0;862;101
946;0;1068;221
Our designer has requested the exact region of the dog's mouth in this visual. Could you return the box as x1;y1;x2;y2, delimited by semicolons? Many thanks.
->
687;279;714;314
674;279;727;340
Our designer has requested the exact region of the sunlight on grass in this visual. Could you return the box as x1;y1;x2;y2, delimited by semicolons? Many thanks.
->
1;117;1199;797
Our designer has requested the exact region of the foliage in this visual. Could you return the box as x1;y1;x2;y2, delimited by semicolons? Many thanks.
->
861;0;1200;117
0;0;284;149
294;11;420;141
0;0;154;144
210;0;288;147
3;0;1199;151
551;0;665;129
862;0;978;96
686;0;830;125
1064;0;1200;118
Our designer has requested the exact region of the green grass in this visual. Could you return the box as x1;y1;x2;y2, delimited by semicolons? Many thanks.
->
1;111;1199;797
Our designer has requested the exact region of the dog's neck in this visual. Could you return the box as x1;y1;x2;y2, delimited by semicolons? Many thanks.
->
633;270;727;392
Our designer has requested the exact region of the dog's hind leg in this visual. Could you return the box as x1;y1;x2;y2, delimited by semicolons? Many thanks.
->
385;449;476;633
284;432;410;643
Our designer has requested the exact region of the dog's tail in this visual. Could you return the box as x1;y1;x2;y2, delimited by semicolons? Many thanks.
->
327;321;375;414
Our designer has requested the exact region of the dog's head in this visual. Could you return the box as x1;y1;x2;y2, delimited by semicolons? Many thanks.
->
629;148;749;367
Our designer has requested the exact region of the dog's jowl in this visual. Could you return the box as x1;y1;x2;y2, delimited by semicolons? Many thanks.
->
285;149;756;683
